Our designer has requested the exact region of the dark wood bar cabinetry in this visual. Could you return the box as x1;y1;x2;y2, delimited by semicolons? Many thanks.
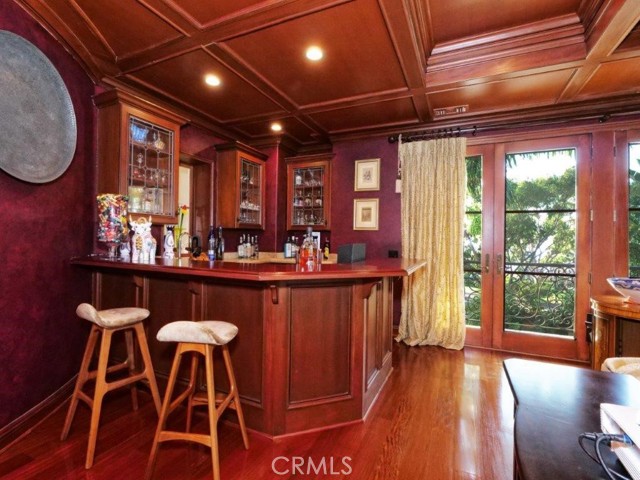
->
74;256;424;437
216;142;267;230
93;90;186;225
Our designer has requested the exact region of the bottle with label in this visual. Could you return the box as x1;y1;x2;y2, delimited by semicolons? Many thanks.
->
284;236;292;258
207;225;216;260
323;237;330;260
253;235;259;259
238;234;245;259
216;226;225;260
245;235;253;259
299;227;318;269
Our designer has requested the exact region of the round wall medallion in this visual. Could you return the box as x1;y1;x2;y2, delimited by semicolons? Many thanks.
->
0;30;77;183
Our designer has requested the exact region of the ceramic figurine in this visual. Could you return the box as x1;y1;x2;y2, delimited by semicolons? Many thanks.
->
163;226;175;260
129;216;157;263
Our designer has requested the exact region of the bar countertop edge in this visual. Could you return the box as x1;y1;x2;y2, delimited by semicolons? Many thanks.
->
71;255;427;282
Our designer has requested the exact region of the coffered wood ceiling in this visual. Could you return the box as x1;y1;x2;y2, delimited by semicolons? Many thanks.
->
14;0;640;149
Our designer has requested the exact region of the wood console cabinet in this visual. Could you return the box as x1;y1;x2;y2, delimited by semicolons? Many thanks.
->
94;90;185;224
216;142;267;229
286;154;332;231
590;295;640;369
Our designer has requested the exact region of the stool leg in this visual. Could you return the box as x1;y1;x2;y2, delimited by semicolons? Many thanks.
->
124;329;139;411
85;327;113;469
222;345;249;449
205;345;221;480
145;344;184;480
186;352;199;433
134;323;162;416
61;325;100;441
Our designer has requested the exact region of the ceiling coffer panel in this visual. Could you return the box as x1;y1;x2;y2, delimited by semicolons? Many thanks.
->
309;97;419;133
74;0;183;58
129;49;286;122
223;0;407;107
428;69;576;115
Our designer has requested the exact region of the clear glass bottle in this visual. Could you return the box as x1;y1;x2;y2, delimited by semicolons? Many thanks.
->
207;225;216;261
216;226;225;260
299;227;318;269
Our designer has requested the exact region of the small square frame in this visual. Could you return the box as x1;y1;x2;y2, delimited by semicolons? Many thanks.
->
353;198;379;230
354;158;380;191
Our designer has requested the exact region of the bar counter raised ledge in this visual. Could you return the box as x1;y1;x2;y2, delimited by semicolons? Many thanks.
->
72;254;426;437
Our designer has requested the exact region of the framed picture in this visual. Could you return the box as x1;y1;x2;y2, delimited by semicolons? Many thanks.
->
353;198;379;230
354;158;380;191
311;231;321;249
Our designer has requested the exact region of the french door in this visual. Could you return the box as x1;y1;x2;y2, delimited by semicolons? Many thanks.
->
464;136;591;361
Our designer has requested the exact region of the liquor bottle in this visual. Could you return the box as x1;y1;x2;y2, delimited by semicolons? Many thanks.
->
299;227;318;269
253;235;259;259
245;234;253;259
207;225;216;261
291;236;299;258
216;226;225;260
238;234;245;259
284;236;292;258
323;237;330;260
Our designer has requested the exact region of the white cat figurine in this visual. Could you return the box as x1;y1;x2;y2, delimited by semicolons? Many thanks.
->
129;216;157;263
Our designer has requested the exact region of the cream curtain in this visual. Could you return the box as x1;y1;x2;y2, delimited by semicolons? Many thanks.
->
396;137;467;350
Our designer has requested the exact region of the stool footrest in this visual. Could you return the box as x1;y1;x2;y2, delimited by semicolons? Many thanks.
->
158;431;212;448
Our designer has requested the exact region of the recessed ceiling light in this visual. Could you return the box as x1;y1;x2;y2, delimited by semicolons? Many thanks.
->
305;46;323;61
204;74;221;87
271;122;283;133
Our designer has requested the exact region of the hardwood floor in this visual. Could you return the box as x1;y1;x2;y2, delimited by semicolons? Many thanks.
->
0;345;538;479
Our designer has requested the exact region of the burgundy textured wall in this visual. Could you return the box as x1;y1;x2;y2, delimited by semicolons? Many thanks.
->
331;137;401;257
0;2;95;428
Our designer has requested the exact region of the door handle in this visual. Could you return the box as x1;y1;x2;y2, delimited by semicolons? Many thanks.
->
496;253;503;274
484;254;490;274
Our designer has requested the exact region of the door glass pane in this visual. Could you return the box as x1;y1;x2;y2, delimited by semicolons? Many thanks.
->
629;143;640;277
504;149;576;337
464;155;482;327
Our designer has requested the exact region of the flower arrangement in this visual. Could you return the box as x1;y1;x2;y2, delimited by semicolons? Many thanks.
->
174;204;189;255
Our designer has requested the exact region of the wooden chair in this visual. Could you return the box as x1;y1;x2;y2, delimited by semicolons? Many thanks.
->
61;303;162;468
145;320;249;480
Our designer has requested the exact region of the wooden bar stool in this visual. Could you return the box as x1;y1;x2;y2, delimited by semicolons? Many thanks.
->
145;320;249;480
61;303;162;468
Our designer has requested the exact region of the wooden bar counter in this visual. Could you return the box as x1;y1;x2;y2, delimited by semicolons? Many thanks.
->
72;255;425;437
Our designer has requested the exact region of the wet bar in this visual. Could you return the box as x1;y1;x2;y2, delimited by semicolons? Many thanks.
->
72;256;425;437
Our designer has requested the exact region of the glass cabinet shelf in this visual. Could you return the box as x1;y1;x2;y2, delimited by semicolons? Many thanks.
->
286;155;332;231
127;117;175;216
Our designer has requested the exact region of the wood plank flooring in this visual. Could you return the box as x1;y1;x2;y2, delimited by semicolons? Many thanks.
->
0;345;541;479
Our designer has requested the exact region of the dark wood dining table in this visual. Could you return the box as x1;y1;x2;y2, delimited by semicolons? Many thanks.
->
503;358;640;479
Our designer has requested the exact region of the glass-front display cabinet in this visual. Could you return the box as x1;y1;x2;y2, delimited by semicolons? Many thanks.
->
216;142;267;229
94;90;184;224
286;154;332;231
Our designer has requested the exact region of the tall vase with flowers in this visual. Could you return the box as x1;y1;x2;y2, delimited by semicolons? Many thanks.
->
174;204;189;256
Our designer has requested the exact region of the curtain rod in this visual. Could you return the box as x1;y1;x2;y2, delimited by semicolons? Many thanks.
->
387;110;623;144
388;126;476;144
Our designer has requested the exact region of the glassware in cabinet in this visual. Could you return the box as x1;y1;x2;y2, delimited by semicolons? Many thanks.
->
94;89;185;225
127;116;174;217
216;142;267;229
286;154;332;231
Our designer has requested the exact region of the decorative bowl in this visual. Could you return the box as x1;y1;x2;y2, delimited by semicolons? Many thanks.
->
607;277;640;303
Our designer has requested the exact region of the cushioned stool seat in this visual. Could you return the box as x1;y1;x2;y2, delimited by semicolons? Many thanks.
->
61;303;162;469
145;320;249;480
601;357;640;381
